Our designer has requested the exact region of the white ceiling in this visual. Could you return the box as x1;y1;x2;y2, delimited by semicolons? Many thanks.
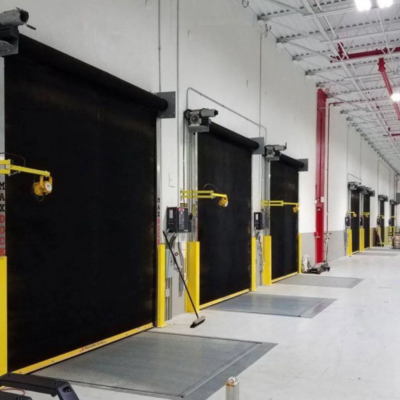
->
250;0;400;172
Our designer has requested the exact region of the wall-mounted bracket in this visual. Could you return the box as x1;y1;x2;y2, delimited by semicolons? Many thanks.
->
0;26;19;56
250;137;265;155
298;159;309;172
156;91;176;119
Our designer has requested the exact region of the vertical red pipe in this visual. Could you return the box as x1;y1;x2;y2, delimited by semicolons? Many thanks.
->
315;89;327;263
378;58;400;121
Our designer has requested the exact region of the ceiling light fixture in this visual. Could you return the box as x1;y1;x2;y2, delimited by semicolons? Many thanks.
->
391;93;400;102
355;0;372;11
377;0;393;8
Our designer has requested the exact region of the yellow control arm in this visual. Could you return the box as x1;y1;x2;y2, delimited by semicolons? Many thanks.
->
0;159;53;196
181;190;228;207
261;200;299;213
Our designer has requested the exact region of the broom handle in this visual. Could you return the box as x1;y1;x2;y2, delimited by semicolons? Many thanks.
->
163;231;200;319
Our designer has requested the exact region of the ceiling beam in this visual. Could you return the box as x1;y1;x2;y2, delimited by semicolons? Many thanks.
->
317;72;396;85
293;39;400;62
261;0;307;14
276;16;400;44
303;1;400;20
328;86;391;98
322;27;400;45
259;0;354;20
341;106;396;114
305;57;399;76
261;0;400;20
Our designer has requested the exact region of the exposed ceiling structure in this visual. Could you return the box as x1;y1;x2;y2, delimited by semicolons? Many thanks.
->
251;0;400;172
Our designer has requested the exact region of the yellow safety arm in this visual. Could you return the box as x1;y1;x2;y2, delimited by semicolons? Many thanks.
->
0;159;53;196
0;159;50;177
181;190;228;207
261;200;299;213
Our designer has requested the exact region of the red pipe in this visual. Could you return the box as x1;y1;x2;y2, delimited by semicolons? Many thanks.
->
331;47;400;62
378;58;400;121
315;89;327;263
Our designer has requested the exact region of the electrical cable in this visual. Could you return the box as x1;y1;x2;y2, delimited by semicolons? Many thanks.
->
203;183;218;192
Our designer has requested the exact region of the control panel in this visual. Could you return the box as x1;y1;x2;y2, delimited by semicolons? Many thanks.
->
254;212;265;230
167;207;190;233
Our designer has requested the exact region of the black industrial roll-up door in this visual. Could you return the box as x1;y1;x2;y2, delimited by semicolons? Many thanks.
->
198;124;254;306
351;191;360;253
380;200;385;245
390;203;395;236
364;195;370;249
270;156;299;281
5;36;161;371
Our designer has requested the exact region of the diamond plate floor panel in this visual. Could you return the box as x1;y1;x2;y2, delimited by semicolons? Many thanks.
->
208;293;335;318
277;275;362;288
35;332;275;400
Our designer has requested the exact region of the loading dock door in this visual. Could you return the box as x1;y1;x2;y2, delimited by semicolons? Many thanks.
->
379;200;385;245
364;195;370;249
351;191;360;253
5;37;157;371
390;202;395;239
198;125;253;307
270;158;299;281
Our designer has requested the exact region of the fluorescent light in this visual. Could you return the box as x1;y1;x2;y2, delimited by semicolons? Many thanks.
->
378;0;393;7
391;92;400;102
355;0;372;11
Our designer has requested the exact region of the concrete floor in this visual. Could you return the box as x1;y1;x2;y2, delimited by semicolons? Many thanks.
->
17;248;400;400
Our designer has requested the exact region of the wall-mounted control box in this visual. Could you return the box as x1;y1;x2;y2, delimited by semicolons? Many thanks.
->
167;207;190;233
254;212;265;230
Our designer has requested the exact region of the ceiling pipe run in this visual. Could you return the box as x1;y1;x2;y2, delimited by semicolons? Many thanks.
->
331;46;400;62
315;89;327;264
378;58;400;122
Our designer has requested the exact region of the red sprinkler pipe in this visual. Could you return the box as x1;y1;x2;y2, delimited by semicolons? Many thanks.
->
378;58;400;121
315;89;327;263
331;47;400;62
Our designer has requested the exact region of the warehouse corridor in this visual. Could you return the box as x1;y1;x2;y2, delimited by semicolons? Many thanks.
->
15;250;400;400
1;1;400;400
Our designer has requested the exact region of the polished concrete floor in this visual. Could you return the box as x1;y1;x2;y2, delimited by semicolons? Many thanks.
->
19;248;400;400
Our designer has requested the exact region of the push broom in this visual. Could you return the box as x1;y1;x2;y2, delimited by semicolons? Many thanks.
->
163;231;206;328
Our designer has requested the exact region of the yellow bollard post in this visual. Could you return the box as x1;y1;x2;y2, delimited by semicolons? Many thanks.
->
0;257;7;375
156;245;166;328
359;228;365;252
262;236;272;285
298;234;302;274
251;237;257;292
347;229;352;256
186;242;200;313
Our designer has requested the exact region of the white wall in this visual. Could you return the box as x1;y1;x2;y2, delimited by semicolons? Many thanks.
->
1;0;393;315
328;105;396;254
261;33;317;235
